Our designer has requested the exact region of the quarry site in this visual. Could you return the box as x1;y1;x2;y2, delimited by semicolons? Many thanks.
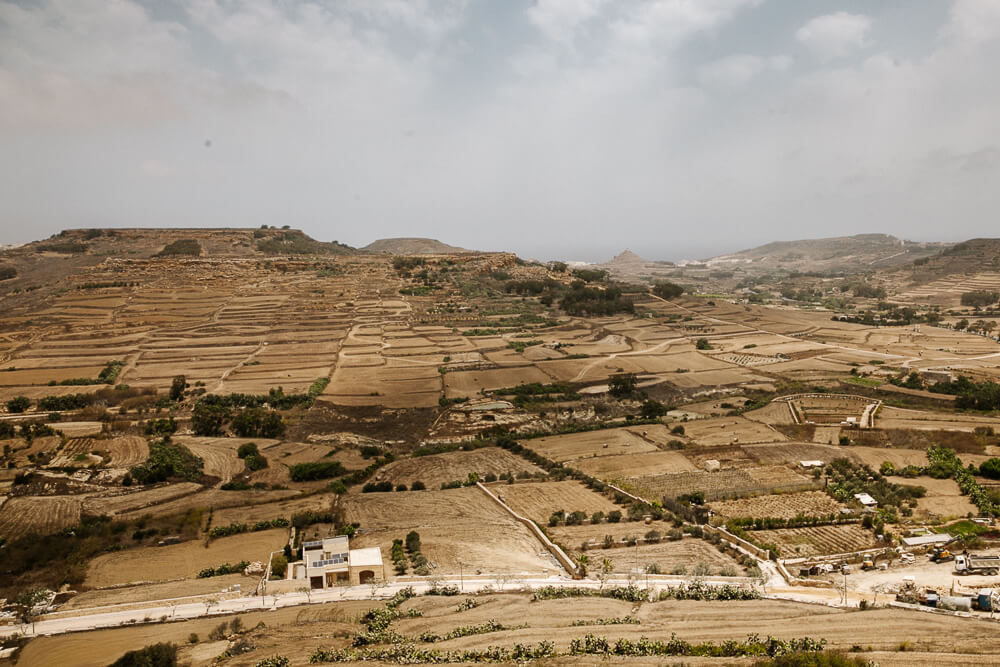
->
0;228;997;666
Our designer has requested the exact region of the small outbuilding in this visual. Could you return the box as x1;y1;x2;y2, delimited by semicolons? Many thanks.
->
854;493;877;508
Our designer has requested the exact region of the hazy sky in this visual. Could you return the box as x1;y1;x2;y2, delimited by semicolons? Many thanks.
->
1;1;999;261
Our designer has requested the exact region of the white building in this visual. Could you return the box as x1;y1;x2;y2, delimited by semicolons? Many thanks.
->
288;535;385;589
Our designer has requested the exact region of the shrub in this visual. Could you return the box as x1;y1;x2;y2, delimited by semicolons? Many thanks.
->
230;408;285;438
289;461;346;482
170;375;187;401
652;281;684;299
110;642;177;667
155;239;201;257
130;441;204;485
6;396;30;413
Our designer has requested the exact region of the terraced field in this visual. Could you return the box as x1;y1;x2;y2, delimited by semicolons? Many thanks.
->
0;495;82;539
753;523;877;558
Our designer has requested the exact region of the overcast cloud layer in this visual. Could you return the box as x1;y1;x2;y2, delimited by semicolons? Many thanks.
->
1;0;998;261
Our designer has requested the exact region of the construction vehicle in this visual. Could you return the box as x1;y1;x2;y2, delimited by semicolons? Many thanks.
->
861;556;876;570
930;537;960;563
954;553;1000;576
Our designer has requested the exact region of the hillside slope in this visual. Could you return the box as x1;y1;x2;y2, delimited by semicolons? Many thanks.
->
883;238;1000;305
705;234;949;274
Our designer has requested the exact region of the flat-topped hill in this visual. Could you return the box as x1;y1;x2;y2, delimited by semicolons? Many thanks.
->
361;237;472;254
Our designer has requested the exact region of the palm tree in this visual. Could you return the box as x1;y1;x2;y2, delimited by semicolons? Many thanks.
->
575;553;589;578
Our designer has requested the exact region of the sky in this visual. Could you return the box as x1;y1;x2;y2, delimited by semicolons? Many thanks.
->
1;1;999;262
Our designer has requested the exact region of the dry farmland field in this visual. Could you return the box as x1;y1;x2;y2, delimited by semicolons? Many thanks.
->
527;427;661;462
631;465;819;503
887;475;977;519
0;495;81;539
709;490;844;520
84;529;287;587
571;450;698;478
546;523;747;575
377;447;544;488
342;487;558;574
490;480;620;524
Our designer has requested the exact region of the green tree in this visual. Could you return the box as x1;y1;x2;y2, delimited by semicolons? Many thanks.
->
652;281;684;299
6;396;30;413
191;401;229;437
110;642;178;667
640;399;668;419
980;458;1000;480
170;375;187;402
695;338;712;350
231;408;286;438
609;373;637;397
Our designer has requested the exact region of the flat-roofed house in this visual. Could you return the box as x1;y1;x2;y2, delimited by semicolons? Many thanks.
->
288;536;385;589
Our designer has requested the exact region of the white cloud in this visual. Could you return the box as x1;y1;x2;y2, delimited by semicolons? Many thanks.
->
0;1;999;259
698;53;791;89
795;12;872;61
527;0;608;44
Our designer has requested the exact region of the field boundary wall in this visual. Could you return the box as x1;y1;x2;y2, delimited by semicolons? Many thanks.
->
476;482;579;577
703;524;770;561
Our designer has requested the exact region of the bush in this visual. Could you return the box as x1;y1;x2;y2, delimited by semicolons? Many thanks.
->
237;442;260;459
980;458;1000;480
289;461;346;482
198;560;250;578
411;480;426;490
130;441;204;485
155;239;201;257
6;396;30;413
652;281;684;299
961;290;1000;308
110;642;177;667
231;408;286;438
270;554;288;579
170;375;186;401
